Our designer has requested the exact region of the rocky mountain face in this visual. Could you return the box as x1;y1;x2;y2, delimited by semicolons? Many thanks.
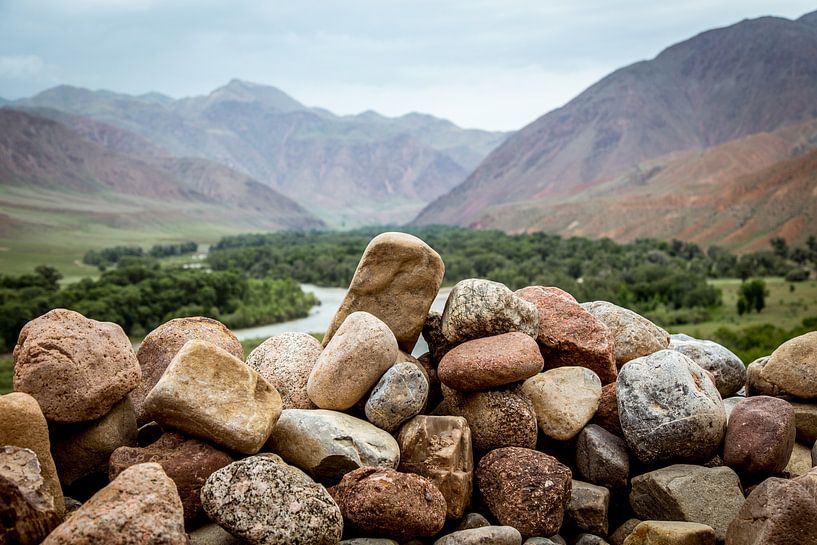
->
414;11;817;250
14;79;507;227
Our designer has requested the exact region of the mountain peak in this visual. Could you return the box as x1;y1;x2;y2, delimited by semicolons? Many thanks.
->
798;9;817;27
207;79;304;112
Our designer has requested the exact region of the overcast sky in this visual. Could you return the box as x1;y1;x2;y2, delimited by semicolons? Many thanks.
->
0;1;814;130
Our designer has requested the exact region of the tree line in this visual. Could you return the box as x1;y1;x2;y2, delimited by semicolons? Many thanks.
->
82;241;199;268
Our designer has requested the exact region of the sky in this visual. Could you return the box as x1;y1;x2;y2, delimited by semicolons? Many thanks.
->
0;1;815;131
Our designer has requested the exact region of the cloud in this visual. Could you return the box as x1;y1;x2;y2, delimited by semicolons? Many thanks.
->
0;55;44;78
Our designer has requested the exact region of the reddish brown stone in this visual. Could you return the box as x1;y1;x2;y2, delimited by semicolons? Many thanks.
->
516;286;617;384
109;431;233;522
131;317;243;424
476;447;572;538
330;467;446;541
438;332;543;392
723;396;795;477
591;382;623;437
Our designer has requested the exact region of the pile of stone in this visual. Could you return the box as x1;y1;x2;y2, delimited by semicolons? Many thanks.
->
2;231;817;545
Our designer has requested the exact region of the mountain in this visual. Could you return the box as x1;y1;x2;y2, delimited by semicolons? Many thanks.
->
15;80;507;226
414;11;817;248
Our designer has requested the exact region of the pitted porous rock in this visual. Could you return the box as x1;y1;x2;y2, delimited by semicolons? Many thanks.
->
130;316;243;424
669;334;746;396
13;308;141;423
246;332;323;410
0;446;61;545
201;454;343;545
441;279;539;344
581;301;670;368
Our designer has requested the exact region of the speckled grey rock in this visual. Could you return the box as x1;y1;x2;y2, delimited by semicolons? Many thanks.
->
567;481;610;536
575;535;610;545
246;332;323;410
201;454;343;545
669;334;746;396
581;301;669;367
523;539;558;545
0;446;61;545
441;279;539;344
434;526;523;545
366;363;429;432
576;424;630;489
617;350;726;465
630;464;745;542
267;409;399;483
340;540;398;545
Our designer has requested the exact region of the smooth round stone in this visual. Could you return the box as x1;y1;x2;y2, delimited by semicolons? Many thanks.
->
438;332;543;392
745;356;786;397
567;481;610;536
267;409;399;483
246;332;323;410
516;286;617;384
476;447;572;538
341;540;398;545
109;431;233;522
42;463;187;545
575;535;610;545
434;526;523;545
581;301;670;367
522;367;602;440
0;446;61;545
443;386;538;452
13;309;141;423
523;538;559;545
366;363;429;432
576;424;630;489
723;396;795;476
457;512;491;530
592;382;623;437
308;311;399;410
441;279;539;344
201;455;343;545
630;464;745;542
331;467;446;542
624;521;715;545
617;350;726;465
323;232;445;353
762;332;817;399
189;523;248;545
130;316;242;424
669;334;746;396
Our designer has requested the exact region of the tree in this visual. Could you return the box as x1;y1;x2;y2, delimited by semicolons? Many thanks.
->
738;279;767;313
769;237;788;259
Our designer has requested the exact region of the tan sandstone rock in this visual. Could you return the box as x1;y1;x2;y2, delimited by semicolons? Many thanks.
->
522;367;602;441
0;446;61;545
761;331;817;399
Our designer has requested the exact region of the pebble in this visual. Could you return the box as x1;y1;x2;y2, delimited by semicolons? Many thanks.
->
761;331;817;398
441;279;539;344
246;332;323;409
267;409;399;483
668;334;746;396
521;367;602;440
13;309;141;423
307;311;399;410
438;332;543;391
323;232;445;352
144;339;282;454
366;362;429;432
581;301;670;367
576;424;630;489
567;480;610;536
434;526;523;545
0;446;61;545
723;396;795;476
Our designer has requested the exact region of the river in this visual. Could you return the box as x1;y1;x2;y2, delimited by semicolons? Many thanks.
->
232;284;452;357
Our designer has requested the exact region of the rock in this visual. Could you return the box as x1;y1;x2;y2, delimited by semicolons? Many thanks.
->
723;396;795;476
331;467;446;541
0;392;64;515
366;362;429;432
246;332;322;410
441;279;539;344
130;316;242;424
42;462;186;545
791;401;817;444
0;446;61;545
813;440;816;467
341;540;398;545
567;480;610;535
434;526;523;545
629;464;744;542
786;441;814;476
202;454;343;545
744;356;786;397
576;424;630;489
13;309;141;423
144;339;281;454
267;409;399;483
323;232;444;352
423;311;458;364
726;475;817;545
109;431;233;522
617;350;726;465
611;519;642;545
668;335;746;396
582;301;670;367
438;332;543;391
722;396;743;423
476;447;572;538
397;415;474;520
189;523;249;545
624;521;716;545
50;397;137;487
443;385;538;452
522;367;602;440
592;382;623;437
575;536;610;545
457;512;490;530
761;332;817;399
308;312;399;410
516;286;617;383
523;539;559;545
